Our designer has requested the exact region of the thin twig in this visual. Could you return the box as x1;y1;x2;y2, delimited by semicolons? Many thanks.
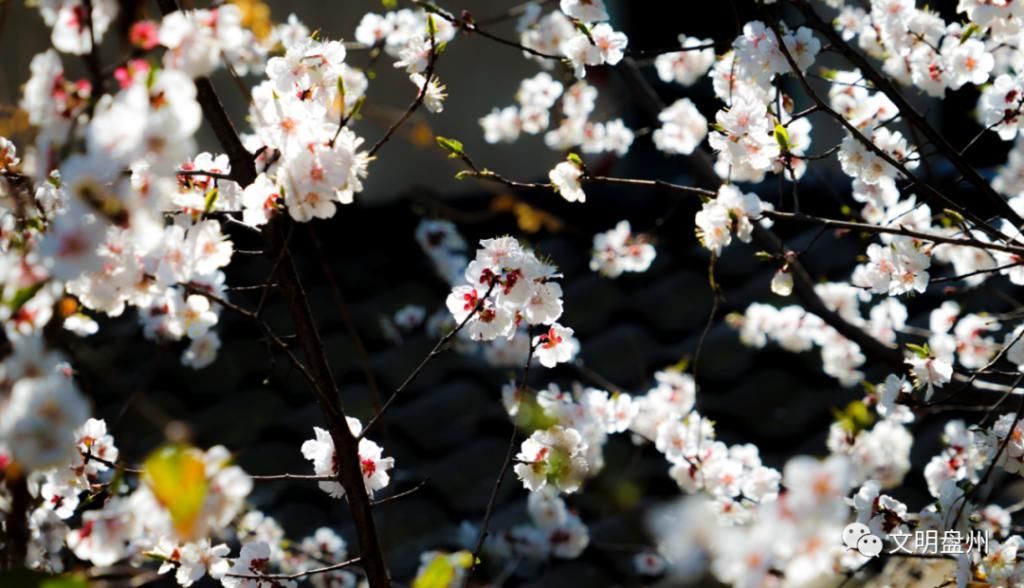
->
367;25;439;158
225;557;361;581
360;281;497;439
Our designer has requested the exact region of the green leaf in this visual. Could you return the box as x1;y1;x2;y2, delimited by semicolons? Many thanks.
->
382;0;397;8
435;136;464;158
906;342;931;359
0;570;89;588
143;444;208;539
832;400;875;436
203;188;219;214
611;479;642;510
514;391;559;432
349;95;367;121
427;14;438;38
667;357;690;373
454;170;472;180
566;152;584;168
943;208;965;226
8;281;45;314
573;21;594;43
774;123;791;152
960;23;980;44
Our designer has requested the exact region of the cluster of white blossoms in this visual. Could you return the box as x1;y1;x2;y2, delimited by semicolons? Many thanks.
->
355;9;453;112
506;381;631;495
482;76;635;158
11;15;256;370
836;0;997;96
828;393;914;489
0;338;89;473
589;220;656;277
300;417;395;500
157;4;245;78
701;21;820;183
858;237;933;296
836;127;917;185
514;0;629;78
462;489;590;563
626;368;782;524
730;286;916;387
827;69;899;131
446;237;579;369
481;0;636;156
32;0;118;55
653;99;708;156
2;400;268;587
480;72;565;144
644;362;1011;586
650;452;861;585
654;35;716;87
0;363;375;587
694;184;768;256
69;445;252;572
0;4;424;583
414;220;534;368
242;34;373;223
503;367;781;528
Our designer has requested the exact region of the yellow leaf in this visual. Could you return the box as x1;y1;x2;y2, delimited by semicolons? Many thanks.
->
412;554;456;588
451;551;474;569
142;444;208;539
230;0;273;40
489;195;563;233
411;123;434;148
0;105;34;144
490;194;516;212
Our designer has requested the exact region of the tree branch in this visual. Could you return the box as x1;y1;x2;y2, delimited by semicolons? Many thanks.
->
153;1;390;583
786;0;1024;229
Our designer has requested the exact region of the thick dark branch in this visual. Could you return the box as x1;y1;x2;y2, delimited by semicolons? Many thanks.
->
262;219;391;588
753;223;1018;408
4;475;30;570
306;226;386;434
153;1;389;583
193;78;257;187
751;224;905;367
156;0;256;187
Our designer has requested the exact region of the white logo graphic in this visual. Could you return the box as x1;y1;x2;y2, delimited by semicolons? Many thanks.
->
842;523;883;558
